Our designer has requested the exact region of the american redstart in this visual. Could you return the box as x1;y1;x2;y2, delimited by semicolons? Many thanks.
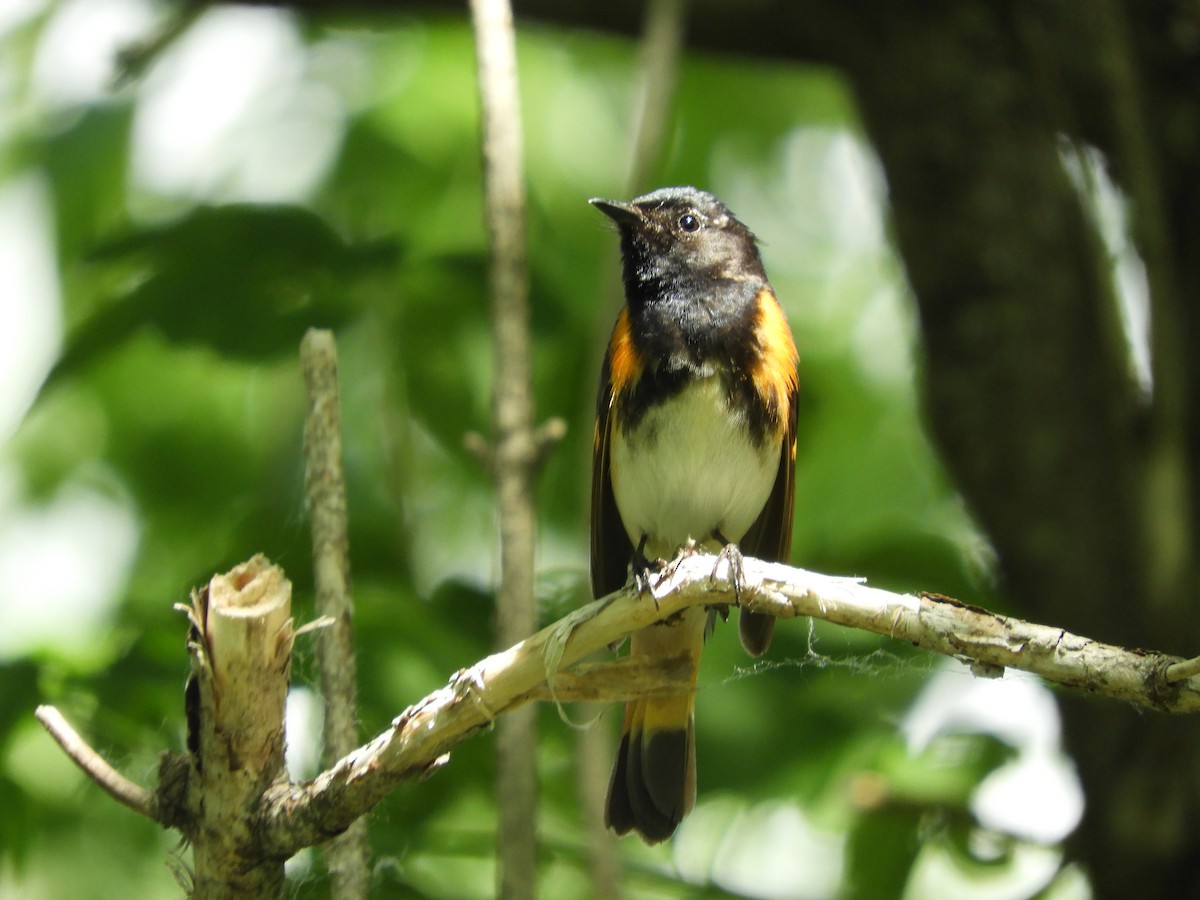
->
589;186;799;844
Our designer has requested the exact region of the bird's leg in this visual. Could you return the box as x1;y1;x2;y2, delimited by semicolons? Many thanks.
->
711;531;746;602
630;534;663;600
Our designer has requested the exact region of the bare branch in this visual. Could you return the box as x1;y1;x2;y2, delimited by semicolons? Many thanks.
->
38;549;1200;890
189;555;295;899
728;557;1200;712
1164;654;1200;685
524;654;694;705
301;328;369;899
625;0;687;191
256;550;1200;857
469;0;543;895
34;705;157;821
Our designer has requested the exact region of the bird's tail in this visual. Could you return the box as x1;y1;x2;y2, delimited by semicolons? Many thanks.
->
604;608;706;843
604;693;696;843
739;610;776;657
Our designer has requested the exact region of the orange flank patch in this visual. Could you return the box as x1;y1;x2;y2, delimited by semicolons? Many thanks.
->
751;288;799;420
607;306;643;400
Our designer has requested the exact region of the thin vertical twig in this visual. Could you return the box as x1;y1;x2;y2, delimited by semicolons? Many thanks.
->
302;329;369;900
468;1;542;897
574;710;623;898
626;0;689;192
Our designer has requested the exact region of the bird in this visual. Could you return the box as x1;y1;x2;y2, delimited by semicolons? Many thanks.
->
589;186;799;843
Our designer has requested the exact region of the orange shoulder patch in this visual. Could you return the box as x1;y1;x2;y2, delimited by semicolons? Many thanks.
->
607;306;643;399
751;288;799;418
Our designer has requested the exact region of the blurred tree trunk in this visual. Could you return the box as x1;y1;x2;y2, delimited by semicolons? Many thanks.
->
830;4;1200;896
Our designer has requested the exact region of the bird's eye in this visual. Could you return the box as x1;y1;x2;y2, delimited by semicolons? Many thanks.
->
678;213;700;233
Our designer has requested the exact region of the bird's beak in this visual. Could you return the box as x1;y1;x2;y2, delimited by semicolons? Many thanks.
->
589;197;646;228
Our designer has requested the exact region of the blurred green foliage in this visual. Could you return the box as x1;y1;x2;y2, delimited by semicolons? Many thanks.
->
0;4;1075;898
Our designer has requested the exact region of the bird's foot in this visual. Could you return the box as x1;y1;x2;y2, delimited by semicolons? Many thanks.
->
657;537;700;586
630;536;667;607
631;538;704;608
631;555;665;599
711;540;746;602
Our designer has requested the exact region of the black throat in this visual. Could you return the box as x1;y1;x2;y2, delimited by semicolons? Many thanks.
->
616;267;774;443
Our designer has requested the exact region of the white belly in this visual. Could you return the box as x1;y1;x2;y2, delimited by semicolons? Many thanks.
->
610;375;778;559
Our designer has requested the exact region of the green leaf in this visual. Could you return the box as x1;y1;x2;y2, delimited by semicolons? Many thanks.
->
43;204;397;389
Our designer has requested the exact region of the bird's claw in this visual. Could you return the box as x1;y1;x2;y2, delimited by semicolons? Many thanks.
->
711;542;747;602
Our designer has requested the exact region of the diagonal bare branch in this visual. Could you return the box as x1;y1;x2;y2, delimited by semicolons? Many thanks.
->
41;551;1200;871
35;705;158;821
253;551;1200;856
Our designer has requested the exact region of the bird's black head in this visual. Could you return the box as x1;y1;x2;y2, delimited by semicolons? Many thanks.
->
590;186;766;299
